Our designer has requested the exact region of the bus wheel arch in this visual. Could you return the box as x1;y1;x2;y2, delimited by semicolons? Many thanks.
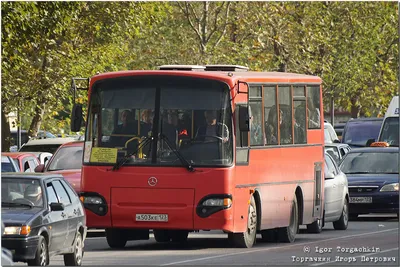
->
278;194;299;243
295;186;304;226
231;194;257;248
253;189;262;231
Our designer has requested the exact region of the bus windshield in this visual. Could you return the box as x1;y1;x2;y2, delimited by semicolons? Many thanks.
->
379;117;399;146
86;75;234;167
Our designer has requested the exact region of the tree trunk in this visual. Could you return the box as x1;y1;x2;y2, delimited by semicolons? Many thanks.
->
1;107;11;152
350;97;360;118
28;103;45;138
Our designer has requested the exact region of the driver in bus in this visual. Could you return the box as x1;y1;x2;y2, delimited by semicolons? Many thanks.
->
195;110;229;143
110;110;138;147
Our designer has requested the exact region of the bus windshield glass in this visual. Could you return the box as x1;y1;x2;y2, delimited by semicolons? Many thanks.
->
86;75;233;167
379;117;399;146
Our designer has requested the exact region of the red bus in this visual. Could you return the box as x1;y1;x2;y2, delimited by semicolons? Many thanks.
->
71;65;325;249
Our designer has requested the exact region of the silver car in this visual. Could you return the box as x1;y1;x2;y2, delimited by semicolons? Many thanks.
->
323;153;349;230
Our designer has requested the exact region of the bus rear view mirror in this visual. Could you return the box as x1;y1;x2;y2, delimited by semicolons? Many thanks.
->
71;104;83;132
239;106;250;132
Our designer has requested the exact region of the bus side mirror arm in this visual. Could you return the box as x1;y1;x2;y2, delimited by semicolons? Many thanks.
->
239;106;250;132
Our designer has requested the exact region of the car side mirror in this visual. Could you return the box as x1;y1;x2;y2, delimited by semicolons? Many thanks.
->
239;106;250;132
71;104;83;132
325;171;335;180
34;164;45;173
50;202;64;211
333;139;341;143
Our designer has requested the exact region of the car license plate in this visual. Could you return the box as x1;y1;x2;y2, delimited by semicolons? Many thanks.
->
135;214;168;222
349;197;372;203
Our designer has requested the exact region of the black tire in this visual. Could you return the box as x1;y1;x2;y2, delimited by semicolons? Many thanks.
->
232;195;257;248
333;198;349;230
306;218;322;233
260;229;278;242
27;235;49;266
106;229;127;248
278;196;298;243
170;230;189;243
64;232;84;266
153;230;171;242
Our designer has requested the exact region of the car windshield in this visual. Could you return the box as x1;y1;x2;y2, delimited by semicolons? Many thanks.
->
343;120;382;146
324;147;340;163
379;117;399;146
47;146;83;171
86;75;233;167
340;151;398;174
1;156;18;172
1;178;44;208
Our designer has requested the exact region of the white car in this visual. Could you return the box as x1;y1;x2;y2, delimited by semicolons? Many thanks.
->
323;152;349;230
324;121;340;144
307;152;349;233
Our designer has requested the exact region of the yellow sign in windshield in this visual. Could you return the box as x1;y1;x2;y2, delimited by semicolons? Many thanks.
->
90;147;118;163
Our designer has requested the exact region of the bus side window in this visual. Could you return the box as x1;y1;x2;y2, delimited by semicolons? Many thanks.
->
249;86;264;146
307;85;321;129
279;86;293;145
235;104;249;165
263;86;278;145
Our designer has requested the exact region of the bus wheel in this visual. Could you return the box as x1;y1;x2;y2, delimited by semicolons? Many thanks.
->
232;195;257;248
170;230;189;243
106;229;127;249
278;196;298;243
153;230;171;242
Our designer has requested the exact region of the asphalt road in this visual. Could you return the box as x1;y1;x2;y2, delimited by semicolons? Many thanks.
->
16;215;399;266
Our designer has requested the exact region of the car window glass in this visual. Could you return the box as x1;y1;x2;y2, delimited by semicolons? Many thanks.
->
325;155;337;175
61;180;77;200
52;180;71;205
46;183;59;204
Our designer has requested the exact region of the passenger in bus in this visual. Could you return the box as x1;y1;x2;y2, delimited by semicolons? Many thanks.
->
265;109;279;145
195;110;229;143
280;108;293;144
161;110;178;149
110;110;138;147
308;96;321;128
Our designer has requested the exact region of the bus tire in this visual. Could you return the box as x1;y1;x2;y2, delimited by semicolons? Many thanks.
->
170;230;189;243
232;195;257;248
278;196;298;243
333;198;349;230
153;230;171;242
306;218;322;233
106;229;127;248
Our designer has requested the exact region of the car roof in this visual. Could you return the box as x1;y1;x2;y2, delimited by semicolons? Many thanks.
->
346;147;398;153
58;141;84;148
22;137;77;146
346;117;383;123
324;143;350;148
1;172;64;180
2;152;38;159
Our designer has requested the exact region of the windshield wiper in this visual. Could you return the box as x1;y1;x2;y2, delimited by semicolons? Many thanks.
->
2;202;32;208
159;133;196;173
111;136;154;171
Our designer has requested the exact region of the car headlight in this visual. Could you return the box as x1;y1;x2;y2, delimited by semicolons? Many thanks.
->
380;183;399;192
202;198;232;207
3;226;31;235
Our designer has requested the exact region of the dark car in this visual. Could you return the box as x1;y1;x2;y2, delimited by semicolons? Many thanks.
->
334;122;347;141
341;117;383;148
339;147;399;219
1;173;87;266
324;143;351;165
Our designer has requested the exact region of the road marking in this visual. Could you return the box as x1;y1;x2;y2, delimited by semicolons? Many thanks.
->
311;247;399;266
160;228;398;266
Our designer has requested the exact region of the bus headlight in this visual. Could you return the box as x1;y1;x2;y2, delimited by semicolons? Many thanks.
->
196;194;232;218
380;183;399;192
202;198;232;207
81;196;103;205
79;192;108;216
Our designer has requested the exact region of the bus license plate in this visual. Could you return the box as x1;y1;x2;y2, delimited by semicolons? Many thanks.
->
349;197;372;203
135;214;168;222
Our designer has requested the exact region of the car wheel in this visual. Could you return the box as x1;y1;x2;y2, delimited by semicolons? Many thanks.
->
231;195;257;248
27;235;49;266
64;232;84;266
333;198;349;230
278;196;298;243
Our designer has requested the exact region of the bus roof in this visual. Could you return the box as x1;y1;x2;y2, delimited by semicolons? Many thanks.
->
385;96;399;118
90;70;322;88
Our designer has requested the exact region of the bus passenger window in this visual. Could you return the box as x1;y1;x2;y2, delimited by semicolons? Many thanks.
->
278;86;293;145
294;100;307;144
263;86;278;145
307;86;321;129
249;86;264;146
